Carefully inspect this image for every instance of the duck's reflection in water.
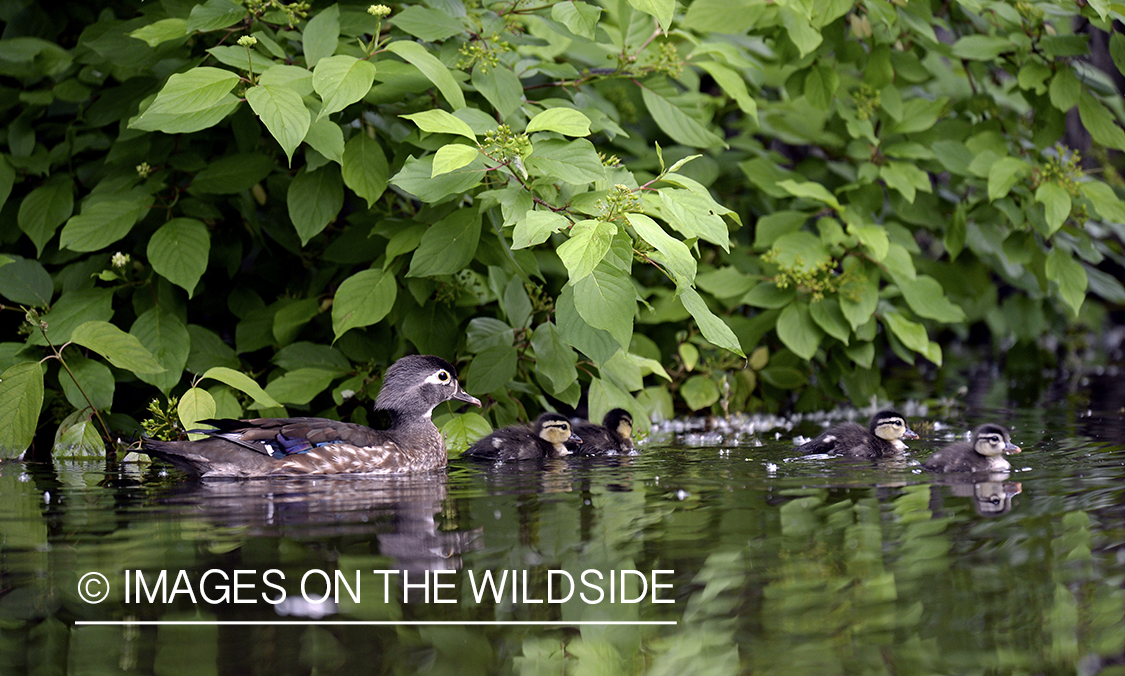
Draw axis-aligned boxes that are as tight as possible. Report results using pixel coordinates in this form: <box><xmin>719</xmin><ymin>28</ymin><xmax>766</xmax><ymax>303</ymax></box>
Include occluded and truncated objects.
<box><xmin>928</xmin><ymin>471</ymin><xmax>1023</xmax><ymax>516</ymax></box>
<box><xmin>153</xmin><ymin>471</ymin><xmax>480</xmax><ymax>572</ymax></box>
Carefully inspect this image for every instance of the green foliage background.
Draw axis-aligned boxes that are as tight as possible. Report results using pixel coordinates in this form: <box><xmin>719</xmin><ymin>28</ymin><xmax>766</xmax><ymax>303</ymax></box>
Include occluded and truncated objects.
<box><xmin>1</xmin><ymin>0</ymin><xmax>1124</xmax><ymax>457</ymax></box>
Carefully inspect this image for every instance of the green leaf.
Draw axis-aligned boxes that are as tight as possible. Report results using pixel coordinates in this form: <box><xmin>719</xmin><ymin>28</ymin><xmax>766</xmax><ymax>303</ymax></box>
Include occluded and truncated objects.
<box><xmin>27</xmin><ymin>290</ymin><xmax>113</xmax><ymax>346</ymax></box>
<box><xmin>743</xmin><ymin>282</ymin><xmax>796</xmax><ymax>309</ymax></box>
<box><xmin>266</xmin><ymin>368</ymin><xmax>338</xmax><ymax>405</ymax></box>
<box><xmin>186</xmin><ymin>325</ymin><xmax>240</xmax><ymax>374</ymax></box>
<box><xmin>641</xmin><ymin>86</ymin><xmax>727</xmax><ymax>149</ymax></box>
<box><xmin>303</xmin><ymin>3</ymin><xmax>339</xmax><ymax>68</ymax></box>
<box><xmin>558</xmin><ymin>220</ymin><xmax>616</xmax><ymax>283</ymax></box>
<box><xmin>513</xmin><ymin>210</ymin><xmax>570</xmax><ymax>249</ymax></box>
<box><xmin>0</xmin><ymin>257</ymin><xmax>53</xmax><ymax>307</ymax></box>
<box><xmin>809</xmin><ymin>299</ymin><xmax>850</xmax><ymax>345</ymax></box>
<box><xmin>659</xmin><ymin>188</ymin><xmax>730</xmax><ymax>251</ymax></box>
<box><xmin>190</xmin><ymin>153</ymin><xmax>275</xmax><ymax>194</ymax></box>
<box><xmin>987</xmin><ymin>156</ymin><xmax>1030</xmax><ymax>201</ymax></box>
<box><xmin>1079</xmin><ymin>180</ymin><xmax>1125</xmax><ymax>224</ymax></box>
<box><xmin>472</xmin><ymin>64</ymin><xmax>523</xmax><ymax>120</ymax></box>
<box><xmin>53</xmin><ymin>409</ymin><xmax>103</xmax><ymax>457</ymax></box>
<box><xmin>574</xmin><ymin>264</ymin><xmax>635</xmax><ymax>349</ymax></box>
<box><xmin>777</xmin><ymin>179</ymin><xmax>840</xmax><ymax>209</ymax></box>
<box><xmin>131</xmin><ymin>306</ymin><xmax>190</xmax><ymax>395</ymax></box>
<box><xmin>392</xmin><ymin>5</ymin><xmax>465</xmax><ymax>41</ymax></box>
<box><xmin>304</xmin><ymin>117</ymin><xmax>344</xmax><ymax>163</ymax></box>
<box><xmin>1049</xmin><ymin>67</ymin><xmax>1081</xmax><ymax>111</ymax></box>
<box><xmin>1035</xmin><ymin>182</ymin><xmax>1072</xmax><ymax>234</ymax></box>
<box><xmin>846</xmin><ymin>222</ymin><xmax>890</xmax><ymax>261</ymax></box>
<box><xmin>557</xmin><ymin>284</ymin><xmax>619</xmax><ymax>365</ymax></box>
<box><xmin>525</xmin><ymin>138</ymin><xmax>607</xmax><ymax>184</ymax></box>
<box><xmin>694</xmin><ymin>61</ymin><xmax>757</xmax><ymax>120</ymax></box>
<box><xmin>130</xmin><ymin>67</ymin><xmax>241</xmax><ymax>133</ymax></box>
<box><xmin>1046</xmin><ymin>248</ymin><xmax>1087</xmax><ymax>317</ymax></box>
<box><xmin>390</xmin><ymin>154</ymin><xmax>486</xmax><ymax>202</ymax></box>
<box><xmin>178</xmin><ymin>388</ymin><xmax>216</xmax><ymax>438</ymax></box>
<box><xmin>59</xmin><ymin>198</ymin><xmax>149</xmax><ymax>252</ymax></box>
<box><xmin>18</xmin><ymin>178</ymin><xmax>72</xmax><ymax>255</ymax></box>
<box><xmin>839</xmin><ymin>260</ymin><xmax>878</xmax><ymax>330</ymax></box>
<box><xmin>1078</xmin><ymin>91</ymin><xmax>1125</xmax><ymax>151</ymax></box>
<box><xmin>443</xmin><ymin>412</ymin><xmax>494</xmax><ymax>456</ymax></box>
<box><xmin>0</xmin><ymin>362</ymin><xmax>44</xmax><ymax>458</ymax></box>
<box><xmin>272</xmin><ymin>299</ymin><xmax>318</xmax><ymax>344</ymax></box>
<box><xmin>385</xmin><ymin>40</ymin><xmax>466</xmax><ymax>109</ymax></box>
<box><xmin>187</xmin><ymin>0</ymin><xmax>245</xmax><ymax>33</ymax></box>
<box><xmin>951</xmin><ymin>34</ymin><xmax>1015</xmax><ymax>60</ymax></box>
<box><xmin>129</xmin><ymin>18</ymin><xmax>189</xmax><ymax>47</ymax></box>
<box><xmin>246</xmin><ymin>84</ymin><xmax>310</xmax><ymax>165</ymax></box>
<box><xmin>407</xmin><ymin>207</ymin><xmax>481</xmax><ymax>277</ymax></box>
<box><xmin>332</xmin><ymin>268</ymin><xmax>397</xmax><ymax>339</ymax></box>
<box><xmin>777</xmin><ymin>302</ymin><xmax>822</xmax><ymax>360</ymax></box>
<box><xmin>148</xmin><ymin>217</ymin><xmax>210</xmax><ymax>297</ymax></box>
<box><xmin>883</xmin><ymin>312</ymin><xmax>930</xmax><ymax>355</ymax></box>
<box><xmin>402</xmin><ymin>110</ymin><xmax>476</xmax><ymax>140</ymax></box>
<box><xmin>259</xmin><ymin>64</ymin><xmax>314</xmax><ymax>95</ymax></box>
<box><xmin>526</xmin><ymin>108</ymin><xmax>592</xmax><ymax>137</ymax></box>
<box><xmin>759</xmin><ymin>366</ymin><xmax>807</xmax><ymax>389</ymax></box>
<box><xmin>625</xmin><ymin>213</ymin><xmax>696</xmax><ymax>288</ymax></box>
<box><xmin>779</xmin><ymin>6</ymin><xmax>821</xmax><ymax>56</ymax></box>
<box><xmin>200</xmin><ymin>366</ymin><xmax>282</xmax><ymax>409</ymax></box>
<box><xmin>679</xmin><ymin>287</ymin><xmax>745</xmax><ymax>356</ymax></box>
<box><xmin>342</xmin><ymin>132</ymin><xmax>388</xmax><ymax>208</ymax></box>
<box><xmin>0</xmin><ymin>155</ymin><xmax>13</xmax><ymax>212</ymax></box>
<box><xmin>467</xmin><ymin>344</ymin><xmax>518</xmax><ymax>394</ymax></box>
<box><xmin>680</xmin><ymin>375</ymin><xmax>720</xmax><ymax>411</ymax></box>
<box><xmin>531</xmin><ymin>322</ymin><xmax>578</xmax><ymax>395</ymax></box>
<box><xmin>879</xmin><ymin>161</ymin><xmax>931</xmax><ymax>203</ymax></box>
<box><xmin>432</xmin><ymin>144</ymin><xmax>480</xmax><ymax>177</ymax></box>
<box><xmin>627</xmin><ymin>0</ymin><xmax>673</xmax><ymax>30</ymax></box>
<box><xmin>59</xmin><ymin>355</ymin><xmax>115</xmax><ymax>412</ymax></box>
<box><xmin>897</xmin><ymin>275</ymin><xmax>967</xmax><ymax>323</ymax></box>
<box><xmin>69</xmin><ymin>321</ymin><xmax>165</xmax><ymax>374</ymax></box>
<box><xmin>768</xmin><ymin>231</ymin><xmax>831</xmax><ymax>272</ymax></box>
<box><xmin>551</xmin><ymin>1</ymin><xmax>602</xmax><ymax>40</ymax></box>
<box><xmin>313</xmin><ymin>55</ymin><xmax>377</xmax><ymax>120</ymax></box>
<box><xmin>288</xmin><ymin>165</ymin><xmax>343</xmax><ymax>245</ymax></box>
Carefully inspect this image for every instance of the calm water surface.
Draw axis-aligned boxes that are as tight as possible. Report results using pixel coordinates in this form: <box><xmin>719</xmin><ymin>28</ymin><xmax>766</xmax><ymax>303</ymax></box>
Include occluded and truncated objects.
<box><xmin>1</xmin><ymin>406</ymin><xmax>1124</xmax><ymax>675</ymax></box>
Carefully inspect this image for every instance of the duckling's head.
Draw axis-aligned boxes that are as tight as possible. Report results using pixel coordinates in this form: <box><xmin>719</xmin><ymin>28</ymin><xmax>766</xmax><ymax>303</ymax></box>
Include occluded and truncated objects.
<box><xmin>536</xmin><ymin>413</ymin><xmax>580</xmax><ymax>456</ymax></box>
<box><xmin>603</xmin><ymin>408</ymin><xmax>634</xmax><ymax>442</ymax></box>
<box><xmin>972</xmin><ymin>424</ymin><xmax>1020</xmax><ymax>457</ymax></box>
<box><xmin>375</xmin><ymin>355</ymin><xmax>481</xmax><ymax>419</ymax></box>
<box><xmin>869</xmin><ymin>410</ymin><xmax>918</xmax><ymax>443</ymax></box>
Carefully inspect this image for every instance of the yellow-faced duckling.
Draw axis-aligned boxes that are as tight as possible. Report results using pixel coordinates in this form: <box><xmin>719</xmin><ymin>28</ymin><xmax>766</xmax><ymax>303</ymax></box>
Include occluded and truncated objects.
<box><xmin>797</xmin><ymin>409</ymin><xmax>919</xmax><ymax>458</ymax></box>
<box><xmin>462</xmin><ymin>413</ymin><xmax>581</xmax><ymax>461</ymax></box>
<box><xmin>141</xmin><ymin>355</ymin><xmax>481</xmax><ymax>478</ymax></box>
<box><xmin>567</xmin><ymin>408</ymin><xmax>635</xmax><ymax>455</ymax></box>
<box><xmin>922</xmin><ymin>424</ymin><xmax>1021</xmax><ymax>473</ymax></box>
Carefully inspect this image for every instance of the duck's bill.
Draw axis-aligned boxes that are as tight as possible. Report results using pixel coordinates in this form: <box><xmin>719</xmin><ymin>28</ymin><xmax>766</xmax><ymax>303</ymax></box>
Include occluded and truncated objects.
<box><xmin>453</xmin><ymin>388</ymin><xmax>482</xmax><ymax>407</ymax></box>
<box><xmin>1004</xmin><ymin>443</ymin><xmax>1022</xmax><ymax>454</ymax></box>
<box><xmin>903</xmin><ymin>429</ymin><xmax>920</xmax><ymax>440</ymax></box>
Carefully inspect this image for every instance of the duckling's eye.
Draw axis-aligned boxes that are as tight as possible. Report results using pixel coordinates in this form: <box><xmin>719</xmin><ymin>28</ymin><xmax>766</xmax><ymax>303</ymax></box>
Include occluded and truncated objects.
<box><xmin>437</xmin><ymin>370</ymin><xmax>450</xmax><ymax>383</ymax></box>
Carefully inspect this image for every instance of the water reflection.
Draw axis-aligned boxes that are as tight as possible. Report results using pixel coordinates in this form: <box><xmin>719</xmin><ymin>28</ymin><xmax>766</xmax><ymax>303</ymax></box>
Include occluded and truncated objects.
<box><xmin>928</xmin><ymin>472</ymin><xmax>1023</xmax><ymax>516</ymax></box>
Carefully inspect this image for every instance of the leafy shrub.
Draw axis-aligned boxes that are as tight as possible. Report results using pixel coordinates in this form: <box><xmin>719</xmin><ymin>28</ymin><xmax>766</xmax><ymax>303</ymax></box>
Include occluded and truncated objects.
<box><xmin>1</xmin><ymin>0</ymin><xmax>1123</xmax><ymax>457</ymax></box>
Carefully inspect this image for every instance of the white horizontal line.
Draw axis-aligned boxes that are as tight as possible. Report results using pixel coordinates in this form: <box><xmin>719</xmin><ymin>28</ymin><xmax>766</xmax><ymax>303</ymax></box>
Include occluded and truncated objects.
<box><xmin>75</xmin><ymin>620</ymin><xmax>677</xmax><ymax>626</ymax></box>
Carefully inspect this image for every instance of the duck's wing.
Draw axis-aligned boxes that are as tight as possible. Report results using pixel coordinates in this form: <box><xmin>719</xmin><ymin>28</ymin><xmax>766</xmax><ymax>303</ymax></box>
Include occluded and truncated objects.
<box><xmin>199</xmin><ymin>417</ymin><xmax>390</xmax><ymax>456</ymax></box>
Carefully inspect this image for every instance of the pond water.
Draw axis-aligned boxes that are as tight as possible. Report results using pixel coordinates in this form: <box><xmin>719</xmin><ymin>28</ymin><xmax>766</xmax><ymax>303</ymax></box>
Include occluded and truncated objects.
<box><xmin>1</xmin><ymin>402</ymin><xmax>1124</xmax><ymax>675</ymax></box>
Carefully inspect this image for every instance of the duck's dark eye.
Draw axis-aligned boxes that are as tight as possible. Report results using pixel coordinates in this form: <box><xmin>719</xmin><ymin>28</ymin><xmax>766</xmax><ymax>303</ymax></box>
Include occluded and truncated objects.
<box><xmin>437</xmin><ymin>370</ymin><xmax>450</xmax><ymax>382</ymax></box>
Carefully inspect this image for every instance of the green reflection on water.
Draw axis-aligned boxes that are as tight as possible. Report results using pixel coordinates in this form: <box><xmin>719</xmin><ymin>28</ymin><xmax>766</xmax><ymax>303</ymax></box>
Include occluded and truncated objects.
<box><xmin>1</xmin><ymin>415</ymin><xmax>1124</xmax><ymax>675</ymax></box>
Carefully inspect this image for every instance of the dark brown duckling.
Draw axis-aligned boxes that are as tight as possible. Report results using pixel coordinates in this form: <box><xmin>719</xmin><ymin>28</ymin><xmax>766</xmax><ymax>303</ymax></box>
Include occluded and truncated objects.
<box><xmin>567</xmin><ymin>408</ymin><xmax>635</xmax><ymax>455</ymax></box>
<box><xmin>797</xmin><ymin>409</ymin><xmax>919</xmax><ymax>458</ymax></box>
<box><xmin>922</xmin><ymin>424</ymin><xmax>1021</xmax><ymax>473</ymax></box>
<box><xmin>141</xmin><ymin>355</ymin><xmax>480</xmax><ymax>478</ymax></box>
<box><xmin>462</xmin><ymin>413</ymin><xmax>581</xmax><ymax>461</ymax></box>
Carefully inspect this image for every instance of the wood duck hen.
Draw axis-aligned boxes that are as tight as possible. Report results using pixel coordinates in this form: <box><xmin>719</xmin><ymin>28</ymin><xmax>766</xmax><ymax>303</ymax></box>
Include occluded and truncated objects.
<box><xmin>567</xmin><ymin>408</ymin><xmax>635</xmax><ymax>455</ymax></box>
<box><xmin>922</xmin><ymin>423</ymin><xmax>1021</xmax><ymax>473</ymax></box>
<box><xmin>797</xmin><ymin>409</ymin><xmax>918</xmax><ymax>459</ymax></box>
<box><xmin>462</xmin><ymin>413</ymin><xmax>582</xmax><ymax>461</ymax></box>
<box><xmin>141</xmin><ymin>355</ymin><xmax>481</xmax><ymax>478</ymax></box>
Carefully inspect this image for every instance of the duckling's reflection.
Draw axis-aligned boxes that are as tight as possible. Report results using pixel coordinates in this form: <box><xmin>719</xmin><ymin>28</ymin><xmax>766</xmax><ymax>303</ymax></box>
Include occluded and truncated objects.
<box><xmin>928</xmin><ymin>472</ymin><xmax>1023</xmax><ymax>516</ymax></box>
<box><xmin>151</xmin><ymin>471</ymin><xmax>480</xmax><ymax>571</ymax></box>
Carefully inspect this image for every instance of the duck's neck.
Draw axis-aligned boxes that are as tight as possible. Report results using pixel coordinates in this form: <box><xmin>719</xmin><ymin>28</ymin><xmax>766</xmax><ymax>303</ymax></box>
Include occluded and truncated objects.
<box><xmin>386</xmin><ymin>410</ymin><xmax>442</xmax><ymax>444</ymax></box>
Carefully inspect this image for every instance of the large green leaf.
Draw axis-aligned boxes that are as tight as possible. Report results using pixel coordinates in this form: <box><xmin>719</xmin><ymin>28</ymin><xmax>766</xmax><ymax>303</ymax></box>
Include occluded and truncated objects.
<box><xmin>680</xmin><ymin>374</ymin><xmax>720</xmax><ymax>411</ymax></box>
<box><xmin>442</xmin><ymin>412</ymin><xmax>493</xmax><ymax>456</ymax></box>
<box><xmin>525</xmin><ymin>138</ymin><xmax>607</xmax><ymax>184</ymax></box>
<box><xmin>641</xmin><ymin>87</ymin><xmax>727</xmax><ymax>149</ymax></box>
<box><xmin>776</xmin><ymin>302</ymin><xmax>822</xmax><ymax>360</ymax></box>
<box><xmin>0</xmin><ymin>362</ymin><xmax>44</xmax><ymax>457</ymax></box>
<box><xmin>200</xmin><ymin>366</ymin><xmax>282</xmax><ymax>408</ymax></box>
<box><xmin>245</xmin><ymin>83</ymin><xmax>310</xmax><ymax>165</ymax></box>
<box><xmin>625</xmin><ymin>213</ymin><xmax>696</xmax><ymax>288</ymax></box>
<box><xmin>148</xmin><ymin>218</ymin><xmax>210</xmax><ymax>297</ymax></box>
<box><xmin>407</xmin><ymin>208</ymin><xmax>481</xmax><ymax>277</ymax></box>
<box><xmin>531</xmin><ymin>322</ymin><xmax>578</xmax><ymax>395</ymax></box>
<box><xmin>472</xmin><ymin>64</ymin><xmax>523</xmax><ymax>121</ymax></box>
<box><xmin>131</xmin><ymin>306</ymin><xmax>190</xmax><ymax>395</ymax></box>
<box><xmin>304</xmin><ymin>117</ymin><xmax>344</xmax><ymax>163</ymax></box>
<box><xmin>178</xmin><ymin>387</ymin><xmax>217</xmax><ymax>438</ymax></box>
<box><xmin>551</xmin><ymin>1</ymin><xmax>602</xmax><ymax>40</ymax></box>
<box><xmin>896</xmin><ymin>275</ymin><xmax>967</xmax><ymax>323</ymax></box>
<box><xmin>18</xmin><ymin>178</ymin><xmax>73</xmax><ymax>256</ymax></box>
<box><xmin>627</xmin><ymin>0</ymin><xmax>673</xmax><ymax>30</ymax></box>
<box><xmin>332</xmin><ymin>268</ymin><xmax>397</xmax><ymax>339</ymax></box>
<box><xmin>190</xmin><ymin>153</ymin><xmax>275</xmax><ymax>194</ymax></box>
<box><xmin>288</xmin><ymin>165</ymin><xmax>343</xmax><ymax>245</ymax></box>
<box><xmin>59</xmin><ymin>197</ymin><xmax>149</xmax><ymax>252</ymax></box>
<box><xmin>59</xmin><ymin>355</ymin><xmax>115</xmax><ymax>411</ymax></box>
<box><xmin>659</xmin><ymin>189</ymin><xmax>731</xmax><ymax>251</ymax></box>
<box><xmin>266</xmin><ymin>368</ymin><xmax>338</xmax><ymax>405</ymax></box>
<box><xmin>679</xmin><ymin>288</ymin><xmax>745</xmax><ymax>357</ymax></box>
<box><xmin>392</xmin><ymin>5</ymin><xmax>466</xmax><ymax>41</ymax></box>
<box><xmin>0</xmin><ymin>257</ymin><xmax>53</xmax><ymax>307</ymax></box>
<box><xmin>1046</xmin><ymin>248</ymin><xmax>1087</xmax><ymax>318</ymax></box>
<box><xmin>26</xmin><ymin>289</ymin><xmax>114</xmax><ymax>346</ymax></box>
<box><xmin>557</xmin><ymin>284</ymin><xmax>619</xmax><ymax>365</ymax></box>
<box><xmin>390</xmin><ymin>154</ymin><xmax>486</xmax><ymax>202</ymax></box>
<box><xmin>432</xmin><ymin>143</ymin><xmax>480</xmax><ymax>177</ymax></box>
<box><xmin>526</xmin><ymin>108</ymin><xmax>591</xmax><ymax>137</ymax></box>
<box><xmin>573</xmin><ymin>264</ymin><xmax>635</xmax><ymax>349</ymax></box>
<box><xmin>558</xmin><ymin>220</ymin><xmax>615</xmax><ymax>283</ymax></box>
<box><xmin>302</xmin><ymin>3</ymin><xmax>339</xmax><ymax>68</ymax></box>
<box><xmin>385</xmin><ymin>40</ymin><xmax>466</xmax><ymax>109</ymax></box>
<box><xmin>69</xmin><ymin>321</ymin><xmax>165</xmax><ymax>374</ymax></box>
<box><xmin>187</xmin><ymin>0</ymin><xmax>244</xmax><ymax>33</ymax></box>
<box><xmin>130</xmin><ymin>67</ymin><xmax>241</xmax><ymax>133</ymax></box>
<box><xmin>129</xmin><ymin>18</ymin><xmax>189</xmax><ymax>47</ymax></box>
<box><xmin>341</xmin><ymin>132</ymin><xmax>389</xmax><ymax>208</ymax></box>
<box><xmin>513</xmin><ymin>210</ymin><xmax>570</xmax><ymax>249</ymax></box>
<box><xmin>313</xmin><ymin>55</ymin><xmax>377</xmax><ymax>120</ymax></box>
<box><xmin>401</xmin><ymin>110</ymin><xmax>476</xmax><ymax>139</ymax></box>
<box><xmin>467</xmin><ymin>344</ymin><xmax>518</xmax><ymax>394</ymax></box>
<box><xmin>1078</xmin><ymin>91</ymin><xmax>1125</xmax><ymax>151</ymax></box>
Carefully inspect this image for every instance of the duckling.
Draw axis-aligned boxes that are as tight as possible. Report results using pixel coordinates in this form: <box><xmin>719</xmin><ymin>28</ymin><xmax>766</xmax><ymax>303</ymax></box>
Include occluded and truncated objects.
<box><xmin>567</xmin><ymin>408</ymin><xmax>635</xmax><ymax>455</ymax></box>
<box><xmin>462</xmin><ymin>413</ymin><xmax>582</xmax><ymax>461</ymax></box>
<box><xmin>922</xmin><ymin>424</ymin><xmax>1021</xmax><ymax>473</ymax></box>
<box><xmin>141</xmin><ymin>355</ymin><xmax>481</xmax><ymax>478</ymax></box>
<box><xmin>797</xmin><ymin>409</ymin><xmax>918</xmax><ymax>458</ymax></box>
